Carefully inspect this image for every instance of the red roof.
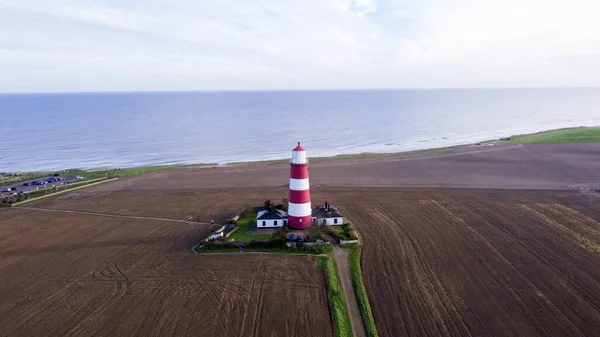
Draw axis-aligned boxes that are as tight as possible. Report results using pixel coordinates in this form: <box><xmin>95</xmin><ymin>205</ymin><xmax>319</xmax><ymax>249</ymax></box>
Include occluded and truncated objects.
<box><xmin>293</xmin><ymin>141</ymin><xmax>305</xmax><ymax>151</ymax></box>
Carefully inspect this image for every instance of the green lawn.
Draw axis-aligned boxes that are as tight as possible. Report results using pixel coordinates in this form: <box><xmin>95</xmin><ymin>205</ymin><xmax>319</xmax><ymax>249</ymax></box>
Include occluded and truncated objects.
<box><xmin>316</xmin><ymin>256</ymin><xmax>353</xmax><ymax>337</ymax></box>
<box><xmin>64</xmin><ymin>165</ymin><xmax>190</xmax><ymax>181</ymax></box>
<box><xmin>505</xmin><ymin>127</ymin><xmax>600</xmax><ymax>144</ymax></box>
<box><xmin>331</xmin><ymin>225</ymin><xmax>346</xmax><ymax>233</ymax></box>
<box><xmin>227</xmin><ymin>213</ymin><xmax>272</xmax><ymax>242</ymax></box>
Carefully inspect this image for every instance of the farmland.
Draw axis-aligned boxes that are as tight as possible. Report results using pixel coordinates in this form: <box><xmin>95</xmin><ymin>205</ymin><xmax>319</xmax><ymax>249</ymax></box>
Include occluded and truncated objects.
<box><xmin>338</xmin><ymin>188</ymin><xmax>600</xmax><ymax>337</ymax></box>
<box><xmin>1</xmin><ymin>141</ymin><xmax>600</xmax><ymax>336</ymax></box>
<box><xmin>0</xmin><ymin>208</ymin><xmax>333</xmax><ymax>336</ymax></box>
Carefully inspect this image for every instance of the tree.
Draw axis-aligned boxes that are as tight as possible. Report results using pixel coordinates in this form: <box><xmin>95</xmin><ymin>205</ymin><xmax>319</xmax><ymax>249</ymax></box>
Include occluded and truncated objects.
<box><xmin>308</xmin><ymin>226</ymin><xmax>325</xmax><ymax>241</ymax></box>
<box><xmin>281</xmin><ymin>198</ymin><xmax>289</xmax><ymax>211</ymax></box>
<box><xmin>271</xmin><ymin>226</ymin><xmax>289</xmax><ymax>241</ymax></box>
<box><xmin>264</xmin><ymin>199</ymin><xmax>273</xmax><ymax>213</ymax></box>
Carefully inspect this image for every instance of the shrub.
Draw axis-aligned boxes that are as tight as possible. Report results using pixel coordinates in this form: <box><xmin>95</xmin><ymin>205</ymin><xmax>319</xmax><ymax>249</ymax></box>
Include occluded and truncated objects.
<box><xmin>308</xmin><ymin>226</ymin><xmax>325</xmax><ymax>241</ymax></box>
<box><xmin>203</xmin><ymin>241</ymin><xmax>243</xmax><ymax>249</ymax></box>
<box><xmin>319</xmin><ymin>224</ymin><xmax>344</xmax><ymax>241</ymax></box>
<box><xmin>346</xmin><ymin>229</ymin><xmax>359</xmax><ymax>240</ymax></box>
<box><xmin>247</xmin><ymin>238</ymin><xmax>287</xmax><ymax>249</ymax></box>
<box><xmin>271</xmin><ymin>226</ymin><xmax>290</xmax><ymax>241</ymax></box>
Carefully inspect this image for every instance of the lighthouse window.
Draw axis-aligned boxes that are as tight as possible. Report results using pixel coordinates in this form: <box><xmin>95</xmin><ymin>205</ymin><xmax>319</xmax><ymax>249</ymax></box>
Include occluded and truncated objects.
<box><xmin>334</xmin><ymin>218</ymin><xmax>338</xmax><ymax>224</ymax></box>
<box><xmin>273</xmin><ymin>221</ymin><xmax>277</xmax><ymax>226</ymax></box>
<box><xmin>262</xmin><ymin>221</ymin><xmax>266</xmax><ymax>227</ymax></box>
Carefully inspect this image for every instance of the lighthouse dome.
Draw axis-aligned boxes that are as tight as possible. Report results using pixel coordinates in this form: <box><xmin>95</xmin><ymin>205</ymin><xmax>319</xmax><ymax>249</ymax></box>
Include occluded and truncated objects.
<box><xmin>293</xmin><ymin>141</ymin><xmax>305</xmax><ymax>152</ymax></box>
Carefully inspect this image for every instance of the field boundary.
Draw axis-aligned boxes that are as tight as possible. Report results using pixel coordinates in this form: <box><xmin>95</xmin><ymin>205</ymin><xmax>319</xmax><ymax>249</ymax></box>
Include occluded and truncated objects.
<box><xmin>317</xmin><ymin>255</ymin><xmax>353</xmax><ymax>337</ymax></box>
<box><xmin>13</xmin><ymin>206</ymin><xmax>214</xmax><ymax>225</ymax></box>
<box><xmin>11</xmin><ymin>178</ymin><xmax>119</xmax><ymax>206</ymax></box>
<box><xmin>347</xmin><ymin>245</ymin><xmax>378</xmax><ymax>337</ymax></box>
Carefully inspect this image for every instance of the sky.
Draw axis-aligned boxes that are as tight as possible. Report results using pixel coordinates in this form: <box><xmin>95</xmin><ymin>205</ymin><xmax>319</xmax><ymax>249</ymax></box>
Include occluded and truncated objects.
<box><xmin>1</xmin><ymin>0</ymin><xmax>599</xmax><ymax>92</ymax></box>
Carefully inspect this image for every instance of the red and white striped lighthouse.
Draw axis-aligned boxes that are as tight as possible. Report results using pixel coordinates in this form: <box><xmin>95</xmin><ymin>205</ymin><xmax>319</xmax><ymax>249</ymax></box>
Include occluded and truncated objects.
<box><xmin>288</xmin><ymin>142</ymin><xmax>312</xmax><ymax>229</ymax></box>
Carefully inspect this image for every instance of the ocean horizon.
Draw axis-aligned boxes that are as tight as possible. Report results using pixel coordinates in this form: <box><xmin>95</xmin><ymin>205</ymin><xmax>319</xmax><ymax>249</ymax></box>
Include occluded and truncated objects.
<box><xmin>2</xmin><ymin>88</ymin><xmax>599</xmax><ymax>172</ymax></box>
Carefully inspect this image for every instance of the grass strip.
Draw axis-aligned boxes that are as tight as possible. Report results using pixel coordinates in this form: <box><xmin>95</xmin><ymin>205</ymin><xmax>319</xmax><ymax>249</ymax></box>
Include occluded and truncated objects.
<box><xmin>505</xmin><ymin>127</ymin><xmax>600</xmax><ymax>144</ymax></box>
<box><xmin>348</xmin><ymin>246</ymin><xmax>379</xmax><ymax>337</ymax></box>
<box><xmin>64</xmin><ymin>165</ymin><xmax>188</xmax><ymax>181</ymax></box>
<box><xmin>316</xmin><ymin>256</ymin><xmax>353</xmax><ymax>337</ymax></box>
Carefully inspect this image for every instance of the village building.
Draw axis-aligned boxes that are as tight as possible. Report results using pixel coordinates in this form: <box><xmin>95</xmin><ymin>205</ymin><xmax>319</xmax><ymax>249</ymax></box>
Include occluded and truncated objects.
<box><xmin>255</xmin><ymin>201</ymin><xmax>344</xmax><ymax>228</ymax></box>
<box><xmin>312</xmin><ymin>201</ymin><xmax>344</xmax><ymax>226</ymax></box>
<box><xmin>256</xmin><ymin>208</ymin><xmax>288</xmax><ymax>228</ymax></box>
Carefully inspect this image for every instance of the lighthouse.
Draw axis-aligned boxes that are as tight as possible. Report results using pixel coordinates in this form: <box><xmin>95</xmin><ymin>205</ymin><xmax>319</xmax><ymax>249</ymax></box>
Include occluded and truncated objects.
<box><xmin>288</xmin><ymin>142</ymin><xmax>312</xmax><ymax>229</ymax></box>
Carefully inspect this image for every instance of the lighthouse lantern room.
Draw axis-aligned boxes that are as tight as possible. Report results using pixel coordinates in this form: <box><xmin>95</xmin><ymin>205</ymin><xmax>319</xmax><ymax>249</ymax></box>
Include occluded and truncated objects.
<box><xmin>288</xmin><ymin>142</ymin><xmax>312</xmax><ymax>229</ymax></box>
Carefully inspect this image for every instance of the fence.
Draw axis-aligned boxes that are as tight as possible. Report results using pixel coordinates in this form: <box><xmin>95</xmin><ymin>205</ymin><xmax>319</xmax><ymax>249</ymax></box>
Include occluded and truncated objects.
<box><xmin>224</xmin><ymin>226</ymin><xmax>239</xmax><ymax>238</ymax></box>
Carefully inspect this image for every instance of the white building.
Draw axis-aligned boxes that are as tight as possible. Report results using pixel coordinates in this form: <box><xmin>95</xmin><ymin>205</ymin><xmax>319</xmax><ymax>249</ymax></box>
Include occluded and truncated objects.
<box><xmin>256</xmin><ymin>209</ymin><xmax>288</xmax><ymax>228</ymax></box>
<box><xmin>312</xmin><ymin>202</ymin><xmax>344</xmax><ymax>226</ymax></box>
<box><xmin>208</xmin><ymin>232</ymin><xmax>224</xmax><ymax>241</ymax></box>
<box><xmin>254</xmin><ymin>202</ymin><xmax>344</xmax><ymax>228</ymax></box>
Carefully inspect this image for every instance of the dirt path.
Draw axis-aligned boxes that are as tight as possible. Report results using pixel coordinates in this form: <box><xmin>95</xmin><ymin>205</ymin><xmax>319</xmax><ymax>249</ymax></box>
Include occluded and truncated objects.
<box><xmin>12</xmin><ymin>206</ymin><xmax>215</xmax><ymax>226</ymax></box>
<box><xmin>332</xmin><ymin>246</ymin><xmax>367</xmax><ymax>337</ymax></box>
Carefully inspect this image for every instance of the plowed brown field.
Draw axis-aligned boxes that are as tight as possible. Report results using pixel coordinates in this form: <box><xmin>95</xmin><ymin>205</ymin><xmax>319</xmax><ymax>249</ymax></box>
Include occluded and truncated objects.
<box><xmin>0</xmin><ymin>208</ymin><xmax>333</xmax><ymax>337</ymax></box>
<box><xmin>2</xmin><ymin>142</ymin><xmax>600</xmax><ymax>336</ymax></box>
<box><xmin>337</xmin><ymin>188</ymin><xmax>600</xmax><ymax>337</ymax></box>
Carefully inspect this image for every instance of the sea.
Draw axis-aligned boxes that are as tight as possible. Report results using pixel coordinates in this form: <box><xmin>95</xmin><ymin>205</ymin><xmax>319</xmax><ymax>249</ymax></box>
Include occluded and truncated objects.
<box><xmin>1</xmin><ymin>88</ymin><xmax>599</xmax><ymax>172</ymax></box>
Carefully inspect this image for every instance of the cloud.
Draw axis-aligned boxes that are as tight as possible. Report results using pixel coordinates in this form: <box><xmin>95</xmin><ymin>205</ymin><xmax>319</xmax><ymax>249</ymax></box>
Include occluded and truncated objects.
<box><xmin>351</xmin><ymin>0</ymin><xmax>378</xmax><ymax>15</ymax></box>
<box><xmin>0</xmin><ymin>0</ymin><xmax>599</xmax><ymax>92</ymax></box>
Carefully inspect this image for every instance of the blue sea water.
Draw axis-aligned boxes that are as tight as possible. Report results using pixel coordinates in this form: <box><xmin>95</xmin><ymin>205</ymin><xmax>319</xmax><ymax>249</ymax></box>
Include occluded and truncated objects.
<box><xmin>1</xmin><ymin>88</ymin><xmax>599</xmax><ymax>172</ymax></box>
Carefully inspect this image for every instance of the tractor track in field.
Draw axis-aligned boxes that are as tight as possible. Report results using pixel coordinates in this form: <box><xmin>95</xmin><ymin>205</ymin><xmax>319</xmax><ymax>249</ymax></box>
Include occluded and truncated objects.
<box><xmin>11</xmin><ymin>206</ymin><xmax>215</xmax><ymax>226</ymax></box>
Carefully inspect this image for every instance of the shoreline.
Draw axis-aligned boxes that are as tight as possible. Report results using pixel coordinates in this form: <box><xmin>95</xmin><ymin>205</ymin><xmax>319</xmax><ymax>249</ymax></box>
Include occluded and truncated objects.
<box><xmin>193</xmin><ymin>125</ymin><xmax>600</xmax><ymax>167</ymax></box>
<box><xmin>2</xmin><ymin>126</ymin><xmax>598</xmax><ymax>175</ymax></box>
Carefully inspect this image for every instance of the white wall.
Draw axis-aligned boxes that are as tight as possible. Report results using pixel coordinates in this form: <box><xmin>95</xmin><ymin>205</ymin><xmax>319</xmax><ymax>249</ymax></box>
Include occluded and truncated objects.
<box><xmin>257</xmin><ymin>219</ymin><xmax>286</xmax><ymax>228</ymax></box>
<box><xmin>291</xmin><ymin>150</ymin><xmax>307</xmax><ymax>164</ymax></box>
<box><xmin>314</xmin><ymin>217</ymin><xmax>344</xmax><ymax>226</ymax></box>
<box><xmin>288</xmin><ymin>201</ymin><xmax>312</xmax><ymax>216</ymax></box>
<box><xmin>208</xmin><ymin>232</ymin><xmax>224</xmax><ymax>241</ymax></box>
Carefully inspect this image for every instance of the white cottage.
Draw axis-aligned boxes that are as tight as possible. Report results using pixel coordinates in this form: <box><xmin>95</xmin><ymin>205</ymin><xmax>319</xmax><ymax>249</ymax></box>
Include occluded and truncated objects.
<box><xmin>312</xmin><ymin>202</ymin><xmax>344</xmax><ymax>226</ymax></box>
<box><xmin>256</xmin><ymin>209</ymin><xmax>288</xmax><ymax>228</ymax></box>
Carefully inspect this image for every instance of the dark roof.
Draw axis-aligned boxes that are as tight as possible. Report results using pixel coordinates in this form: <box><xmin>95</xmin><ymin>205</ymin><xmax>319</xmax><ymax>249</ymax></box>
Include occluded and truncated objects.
<box><xmin>257</xmin><ymin>209</ymin><xmax>287</xmax><ymax>220</ymax></box>
<box><xmin>312</xmin><ymin>207</ymin><xmax>343</xmax><ymax>218</ymax></box>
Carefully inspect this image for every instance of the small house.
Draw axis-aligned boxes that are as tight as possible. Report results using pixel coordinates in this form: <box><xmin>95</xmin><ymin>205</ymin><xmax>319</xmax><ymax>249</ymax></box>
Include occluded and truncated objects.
<box><xmin>312</xmin><ymin>202</ymin><xmax>344</xmax><ymax>226</ymax></box>
<box><xmin>256</xmin><ymin>209</ymin><xmax>287</xmax><ymax>228</ymax></box>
